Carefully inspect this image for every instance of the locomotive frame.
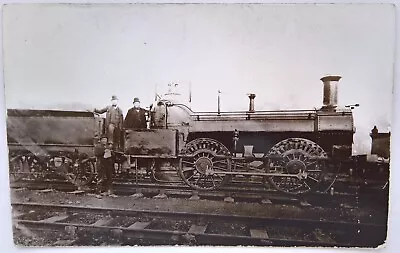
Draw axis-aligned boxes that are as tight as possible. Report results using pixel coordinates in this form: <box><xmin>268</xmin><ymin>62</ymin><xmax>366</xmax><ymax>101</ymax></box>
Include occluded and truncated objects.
<box><xmin>111</xmin><ymin>113</ymin><xmax>337</xmax><ymax>195</ymax></box>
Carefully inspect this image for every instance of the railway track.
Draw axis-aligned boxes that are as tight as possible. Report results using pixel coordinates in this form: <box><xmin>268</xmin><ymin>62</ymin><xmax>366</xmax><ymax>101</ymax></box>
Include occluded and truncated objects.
<box><xmin>12</xmin><ymin>202</ymin><xmax>386</xmax><ymax>247</ymax></box>
<box><xmin>10</xmin><ymin>177</ymin><xmax>388</xmax><ymax>209</ymax></box>
<box><xmin>10</xmin><ymin>169</ymin><xmax>389</xmax><ymax>193</ymax></box>
<box><xmin>11</xmin><ymin>170</ymin><xmax>388</xmax><ymax>193</ymax></box>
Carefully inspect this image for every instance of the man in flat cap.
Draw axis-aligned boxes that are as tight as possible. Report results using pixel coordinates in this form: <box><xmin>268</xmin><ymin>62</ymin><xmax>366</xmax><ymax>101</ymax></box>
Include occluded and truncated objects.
<box><xmin>94</xmin><ymin>135</ymin><xmax>116</xmax><ymax>197</ymax></box>
<box><xmin>94</xmin><ymin>95</ymin><xmax>123</xmax><ymax>150</ymax></box>
<box><xmin>124</xmin><ymin>97</ymin><xmax>148</xmax><ymax>129</ymax></box>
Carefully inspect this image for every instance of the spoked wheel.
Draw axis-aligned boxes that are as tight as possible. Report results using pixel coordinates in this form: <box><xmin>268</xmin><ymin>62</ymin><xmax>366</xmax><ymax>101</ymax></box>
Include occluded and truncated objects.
<box><xmin>179</xmin><ymin>138</ymin><xmax>231</xmax><ymax>190</ymax></box>
<box><xmin>62</xmin><ymin>158</ymin><xmax>95</xmax><ymax>187</ymax></box>
<box><xmin>265</xmin><ymin>138</ymin><xmax>327</xmax><ymax>195</ymax></box>
<box><xmin>27</xmin><ymin>156</ymin><xmax>49</xmax><ymax>180</ymax></box>
<box><xmin>9</xmin><ymin>155</ymin><xmax>27</xmax><ymax>182</ymax></box>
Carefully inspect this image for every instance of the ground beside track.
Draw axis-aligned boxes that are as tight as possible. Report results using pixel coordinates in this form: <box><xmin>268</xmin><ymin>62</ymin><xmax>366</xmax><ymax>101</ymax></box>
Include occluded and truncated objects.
<box><xmin>10</xmin><ymin>186</ymin><xmax>388</xmax><ymax>247</ymax></box>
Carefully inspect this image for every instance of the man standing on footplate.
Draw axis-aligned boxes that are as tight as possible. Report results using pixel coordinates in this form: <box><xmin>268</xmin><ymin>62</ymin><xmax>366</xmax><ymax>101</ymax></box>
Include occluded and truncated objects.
<box><xmin>124</xmin><ymin>97</ymin><xmax>148</xmax><ymax>129</ymax></box>
<box><xmin>94</xmin><ymin>95</ymin><xmax>124</xmax><ymax>151</ymax></box>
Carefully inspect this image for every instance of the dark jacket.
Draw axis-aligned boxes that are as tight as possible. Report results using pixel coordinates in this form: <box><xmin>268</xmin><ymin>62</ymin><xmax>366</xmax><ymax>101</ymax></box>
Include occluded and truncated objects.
<box><xmin>94</xmin><ymin>143</ymin><xmax>106</xmax><ymax>158</ymax></box>
<box><xmin>94</xmin><ymin>106</ymin><xmax>123</xmax><ymax>129</ymax></box>
<box><xmin>94</xmin><ymin>143</ymin><xmax>112</xmax><ymax>159</ymax></box>
<box><xmin>124</xmin><ymin>107</ymin><xmax>147</xmax><ymax>129</ymax></box>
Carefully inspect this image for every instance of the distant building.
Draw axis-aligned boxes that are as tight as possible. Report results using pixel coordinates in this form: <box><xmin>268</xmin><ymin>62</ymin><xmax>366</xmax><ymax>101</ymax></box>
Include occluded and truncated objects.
<box><xmin>370</xmin><ymin>126</ymin><xmax>391</xmax><ymax>159</ymax></box>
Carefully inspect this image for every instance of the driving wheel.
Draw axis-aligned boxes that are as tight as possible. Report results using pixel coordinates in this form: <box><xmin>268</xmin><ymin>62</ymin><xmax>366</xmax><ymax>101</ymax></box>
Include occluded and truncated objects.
<box><xmin>265</xmin><ymin>138</ymin><xmax>327</xmax><ymax>194</ymax></box>
<box><xmin>179</xmin><ymin>138</ymin><xmax>231</xmax><ymax>190</ymax></box>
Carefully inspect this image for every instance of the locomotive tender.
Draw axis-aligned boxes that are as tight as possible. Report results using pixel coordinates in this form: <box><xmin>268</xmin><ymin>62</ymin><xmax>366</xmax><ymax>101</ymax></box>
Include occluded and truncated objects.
<box><xmin>7</xmin><ymin>110</ymin><xmax>101</xmax><ymax>184</ymax></box>
<box><xmin>7</xmin><ymin>75</ymin><xmax>355</xmax><ymax>194</ymax></box>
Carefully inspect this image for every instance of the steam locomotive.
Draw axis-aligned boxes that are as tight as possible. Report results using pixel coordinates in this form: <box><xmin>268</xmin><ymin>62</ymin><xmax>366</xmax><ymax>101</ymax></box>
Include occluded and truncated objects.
<box><xmin>7</xmin><ymin>75</ymin><xmax>358</xmax><ymax>195</ymax></box>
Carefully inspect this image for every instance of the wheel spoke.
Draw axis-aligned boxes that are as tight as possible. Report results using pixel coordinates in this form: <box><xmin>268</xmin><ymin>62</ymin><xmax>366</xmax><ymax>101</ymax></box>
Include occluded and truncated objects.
<box><xmin>211</xmin><ymin>176</ymin><xmax>216</xmax><ymax>187</ymax></box>
<box><xmin>186</xmin><ymin>170</ymin><xmax>198</xmax><ymax>181</ymax></box>
<box><xmin>195</xmin><ymin>175</ymin><xmax>203</xmax><ymax>185</ymax></box>
<box><xmin>216</xmin><ymin>174</ymin><xmax>224</xmax><ymax>181</ymax></box>
<box><xmin>182</xmin><ymin>167</ymin><xmax>195</xmax><ymax>172</ymax></box>
<box><xmin>308</xmin><ymin>176</ymin><xmax>319</xmax><ymax>182</ymax></box>
<box><xmin>265</xmin><ymin>138</ymin><xmax>327</xmax><ymax>194</ymax></box>
<box><xmin>179</xmin><ymin>138</ymin><xmax>231</xmax><ymax>190</ymax></box>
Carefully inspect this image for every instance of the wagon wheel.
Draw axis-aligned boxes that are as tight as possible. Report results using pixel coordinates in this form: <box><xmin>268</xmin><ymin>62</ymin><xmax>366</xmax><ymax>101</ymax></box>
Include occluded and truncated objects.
<box><xmin>264</xmin><ymin>138</ymin><xmax>327</xmax><ymax>195</ymax></box>
<box><xmin>64</xmin><ymin>159</ymin><xmax>95</xmax><ymax>187</ymax></box>
<box><xmin>27</xmin><ymin>156</ymin><xmax>49</xmax><ymax>180</ymax></box>
<box><xmin>9</xmin><ymin>155</ymin><xmax>27</xmax><ymax>182</ymax></box>
<box><xmin>179</xmin><ymin>138</ymin><xmax>231</xmax><ymax>190</ymax></box>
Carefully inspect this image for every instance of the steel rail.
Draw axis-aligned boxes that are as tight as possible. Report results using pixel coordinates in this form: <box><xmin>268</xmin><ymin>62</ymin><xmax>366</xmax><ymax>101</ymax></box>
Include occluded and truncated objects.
<box><xmin>10</xmin><ymin>179</ymin><xmax>363</xmax><ymax>198</ymax></box>
<box><xmin>12</xmin><ymin>202</ymin><xmax>385</xmax><ymax>247</ymax></box>
<box><xmin>11</xmin><ymin>219</ymin><xmax>342</xmax><ymax>246</ymax></box>
<box><xmin>12</xmin><ymin>202</ymin><xmax>384</xmax><ymax>232</ymax></box>
<box><xmin>10</xmin><ymin>178</ymin><xmax>386</xmax><ymax>204</ymax></box>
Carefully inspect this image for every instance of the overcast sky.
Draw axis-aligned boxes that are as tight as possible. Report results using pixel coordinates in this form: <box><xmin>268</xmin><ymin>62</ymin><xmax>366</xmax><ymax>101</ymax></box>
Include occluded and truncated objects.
<box><xmin>2</xmin><ymin>4</ymin><xmax>395</xmax><ymax>154</ymax></box>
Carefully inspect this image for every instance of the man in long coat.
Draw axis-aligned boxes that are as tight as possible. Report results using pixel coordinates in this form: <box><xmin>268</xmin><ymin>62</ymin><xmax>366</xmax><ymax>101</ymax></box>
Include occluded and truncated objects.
<box><xmin>124</xmin><ymin>97</ymin><xmax>147</xmax><ymax>129</ymax></box>
<box><xmin>94</xmin><ymin>95</ymin><xmax>124</xmax><ymax>150</ymax></box>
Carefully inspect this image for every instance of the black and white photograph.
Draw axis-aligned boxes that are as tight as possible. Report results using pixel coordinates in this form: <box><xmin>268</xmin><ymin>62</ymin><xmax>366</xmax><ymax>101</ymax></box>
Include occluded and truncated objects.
<box><xmin>2</xmin><ymin>2</ymin><xmax>395</xmax><ymax>248</ymax></box>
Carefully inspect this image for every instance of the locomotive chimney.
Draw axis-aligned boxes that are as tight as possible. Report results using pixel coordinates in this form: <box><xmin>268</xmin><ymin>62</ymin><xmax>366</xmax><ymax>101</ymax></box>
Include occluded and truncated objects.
<box><xmin>248</xmin><ymin>93</ymin><xmax>256</xmax><ymax>112</ymax></box>
<box><xmin>320</xmin><ymin>75</ymin><xmax>341</xmax><ymax>110</ymax></box>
